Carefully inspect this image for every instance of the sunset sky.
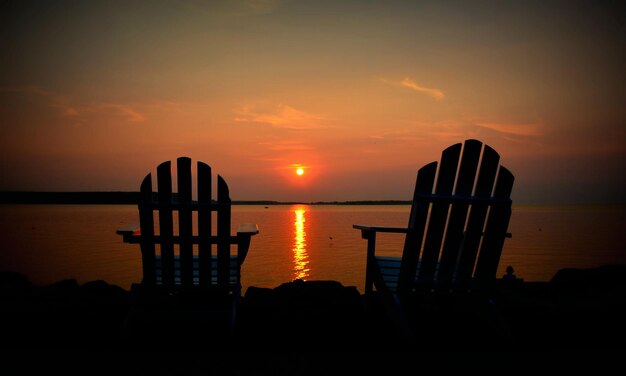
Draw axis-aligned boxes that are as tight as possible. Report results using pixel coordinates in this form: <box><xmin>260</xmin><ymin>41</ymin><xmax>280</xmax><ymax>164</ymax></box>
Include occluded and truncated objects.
<box><xmin>1</xmin><ymin>1</ymin><xmax>624</xmax><ymax>203</ymax></box>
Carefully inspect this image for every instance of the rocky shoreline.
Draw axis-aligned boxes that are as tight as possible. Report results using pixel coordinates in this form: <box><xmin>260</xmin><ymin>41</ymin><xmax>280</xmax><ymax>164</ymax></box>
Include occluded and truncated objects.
<box><xmin>2</xmin><ymin>266</ymin><xmax>625</xmax><ymax>371</ymax></box>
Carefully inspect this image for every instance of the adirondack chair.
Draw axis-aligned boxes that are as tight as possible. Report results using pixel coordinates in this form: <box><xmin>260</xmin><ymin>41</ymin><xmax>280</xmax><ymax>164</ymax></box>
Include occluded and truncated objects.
<box><xmin>353</xmin><ymin>139</ymin><xmax>514</xmax><ymax>343</ymax></box>
<box><xmin>117</xmin><ymin>157</ymin><xmax>258</xmax><ymax>345</ymax></box>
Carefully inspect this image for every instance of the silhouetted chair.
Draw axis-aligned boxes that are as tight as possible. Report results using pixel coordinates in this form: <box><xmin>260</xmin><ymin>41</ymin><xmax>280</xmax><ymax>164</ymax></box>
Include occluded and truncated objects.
<box><xmin>353</xmin><ymin>139</ymin><xmax>514</xmax><ymax>344</ymax></box>
<box><xmin>117</xmin><ymin>157</ymin><xmax>258</xmax><ymax>346</ymax></box>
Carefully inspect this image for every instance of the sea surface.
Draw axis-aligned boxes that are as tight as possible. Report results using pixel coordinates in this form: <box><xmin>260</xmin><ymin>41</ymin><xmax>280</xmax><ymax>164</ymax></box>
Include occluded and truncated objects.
<box><xmin>1</xmin><ymin>204</ymin><xmax>624</xmax><ymax>293</ymax></box>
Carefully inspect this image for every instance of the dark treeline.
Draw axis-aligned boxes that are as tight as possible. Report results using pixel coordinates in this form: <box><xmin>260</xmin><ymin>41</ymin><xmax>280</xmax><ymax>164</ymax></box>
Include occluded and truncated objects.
<box><xmin>0</xmin><ymin>192</ymin><xmax>411</xmax><ymax>205</ymax></box>
<box><xmin>313</xmin><ymin>200</ymin><xmax>411</xmax><ymax>205</ymax></box>
<box><xmin>0</xmin><ymin>191</ymin><xmax>141</xmax><ymax>204</ymax></box>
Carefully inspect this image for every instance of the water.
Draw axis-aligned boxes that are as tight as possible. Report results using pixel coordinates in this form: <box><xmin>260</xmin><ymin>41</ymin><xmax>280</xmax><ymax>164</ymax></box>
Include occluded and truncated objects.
<box><xmin>1</xmin><ymin>204</ymin><xmax>624</xmax><ymax>293</ymax></box>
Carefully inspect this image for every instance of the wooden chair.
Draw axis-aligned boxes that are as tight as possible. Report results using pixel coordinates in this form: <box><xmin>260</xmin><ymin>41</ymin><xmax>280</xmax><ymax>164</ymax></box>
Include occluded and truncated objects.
<box><xmin>117</xmin><ymin>157</ymin><xmax>258</xmax><ymax>346</ymax></box>
<box><xmin>353</xmin><ymin>139</ymin><xmax>514</xmax><ymax>343</ymax></box>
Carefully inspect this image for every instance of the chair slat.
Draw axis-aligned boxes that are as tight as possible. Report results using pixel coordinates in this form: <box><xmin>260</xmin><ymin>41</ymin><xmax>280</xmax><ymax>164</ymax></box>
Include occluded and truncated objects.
<box><xmin>197</xmin><ymin>162</ymin><xmax>213</xmax><ymax>287</ymax></box>
<box><xmin>154</xmin><ymin>255</ymin><xmax>239</xmax><ymax>287</ymax></box>
<box><xmin>139</xmin><ymin>174</ymin><xmax>156</xmax><ymax>285</ymax></box>
<box><xmin>397</xmin><ymin>162</ymin><xmax>437</xmax><ymax>293</ymax></box>
<box><xmin>474</xmin><ymin>166</ymin><xmax>514</xmax><ymax>282</ymax></box>
<box><xmin>157</xmin><ymin>161</ymin><xmax>175</xmax><ymax>288</ymax></box>
<box><xmin>177</xmin><ymin>157</ymin><xmax>193</xmax><ymax>287</ymax></box>
<box><xmin>217</xmin><ymin>175</ymin><xmax>231</xmax><ymax>288</ymax></box>
<box><xmin>122</xmin><ymin>234</ymin><xmax>252</xmax><ymax>245</ymax></box>
<box><xmin>437</xmin><ymin>139</ymin><xmax>481</xmax><ymax>283</ymax></box>
<box><xmin>375</xmin><ymin>257</ymin><xmax>402</xmax><ymax>268</ymax></box>
<box><xmin>456</xmin><ymin>144</ymin><xmax>500</xmax><ymax>282</ymax></box>
<box><xmin>418</xmin><ymin>142</ymin><xmax>461</xmax><ymax>283</ymax></box>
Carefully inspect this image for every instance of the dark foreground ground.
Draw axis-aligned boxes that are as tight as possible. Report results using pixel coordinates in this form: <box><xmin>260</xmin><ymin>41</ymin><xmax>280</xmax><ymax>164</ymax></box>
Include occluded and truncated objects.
<box><xmin>1</xmin><ymin>265</ymin><xmax>626</xmax><ymax>373</ymax></box>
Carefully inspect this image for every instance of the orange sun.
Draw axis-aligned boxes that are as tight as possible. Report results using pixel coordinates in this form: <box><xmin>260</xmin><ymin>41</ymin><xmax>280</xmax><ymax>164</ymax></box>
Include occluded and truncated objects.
<box><xmin>296</xmin><ymin>167</ymin><xmax>304</xmax><ymax>176</ymax></box>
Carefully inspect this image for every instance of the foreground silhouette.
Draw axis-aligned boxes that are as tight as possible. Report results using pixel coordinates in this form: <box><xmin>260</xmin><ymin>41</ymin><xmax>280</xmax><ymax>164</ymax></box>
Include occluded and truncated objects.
<box><xmin>1</xmin><ymin>267</ymin><xmax>626</xmax><ymax>373</ymax></box>
<box><xmin>116</xmin><ymin>157</ymin><xmax>258</xmax><ymax>345</ymax></box>
<box><xmin>2</xmin><ymin>267</ymin><xmax>626</xmax><ymax>349</ymax></box>
<box><xmin>354</xmin><ymin>139</ymin><xmax>514</xmax><ymax>344</ymax></box>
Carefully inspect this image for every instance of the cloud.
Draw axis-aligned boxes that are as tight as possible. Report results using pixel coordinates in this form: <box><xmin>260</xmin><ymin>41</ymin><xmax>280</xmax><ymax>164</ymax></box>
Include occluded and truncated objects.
<box><xmin>56</xmin><ymin>101</ymin><xmax>145</xmax><ymax>124</ymax></box>
<box><xmin>235</xmin><ymin>102</ymin><xmax>327</xmax><ymax>129</ymax></box>
<box><xmin>1</xmin><ymin>86</ymin><xmax>71</xmax><ymax>111</ymax></box>
<box><xmin>365</xmin><ymin>119</ymin><xmax>542</xmax><ymax>147</ymax></box>
<box><xmin>367</xmin><ymin>129</ymin><xmax>426</xmax><ymax>143</ymax></box>
<box><xmin>380</xmin><ymin>77</ymin><xmax>445</xmax><ymax>100</ymax></box>
<box><xmin>257</xmin><ymin>140</ymin><xmax>315</xmax><ymax>151</ymax></box>
<box><xmin>0</xmin><ymin>86</ymin><xmax>146</xmax><ymax>125</ymax></box>
<box><xmin>87</xmin><ymin>103</ymin><xmax>146</xmax><ymax>123</ymax></box>
<box><xmin>474</xmin><ymin>121</ymin><xmax>542</xmax><ymax>137</ymax></box>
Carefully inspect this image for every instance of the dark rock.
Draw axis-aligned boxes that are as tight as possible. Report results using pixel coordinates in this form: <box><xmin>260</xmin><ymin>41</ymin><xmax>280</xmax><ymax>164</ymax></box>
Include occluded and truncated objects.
<box><xmin>3</xmin><ymin>265</ymin><xmax>626</xmax><ymax>353</ymax></box>
<box><xmin>79</xmin><ymin>280</ymin><xmax>131</xmax><ymax>348</ymax></box>
<box><xmin>550</xmin><ymin>264</ymin><xmax>626</xmax><ymax>296</ymax></box>
<box><xmin>239</xmin><ymin>279</ymin><xmax>364</xmax><ymax>349</ymax></box>
<box><xmin>35</xmin><ymin>278</ymin><xmax>81</xmax><ymax>300</ymax></box>
<box><xmin>0</xmin><ymin>271</ymin><xmax>32</xmax><ymax>289</ymax></box>
<box><xmin>81</xmin><ymin>279</ymin><xmax>130</xmax><ymax>306</ymax></box>
<box><xmin>545</xmin><ymin>265</ymin><xmax>626</xmax><ymax>348</ymax></box>
<box><xmin>0</xmin><ymin>271</ymin><xmax>33</xmax><ymax>298</ymax></box>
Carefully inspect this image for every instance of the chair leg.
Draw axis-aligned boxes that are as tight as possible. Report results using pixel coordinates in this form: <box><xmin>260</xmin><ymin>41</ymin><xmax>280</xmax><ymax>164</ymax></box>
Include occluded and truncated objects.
<box><xmin>228</xmin><ymin>291</ymin><xmax>240</xmax><ymax>344</ymax></box>
<box><xmin>364</xmin><ymin>232</ymin><xmax>376</xmax><ymax>296</ymax></box>
<box><xmin>120</xmin><ymin>284</ymin><xmax>142</xmax><ymax>346</ymax></box>
<box><xmin>385</xmin><ymin>294</ymin><xmax>415</xmax><ymax>346</ymax></box>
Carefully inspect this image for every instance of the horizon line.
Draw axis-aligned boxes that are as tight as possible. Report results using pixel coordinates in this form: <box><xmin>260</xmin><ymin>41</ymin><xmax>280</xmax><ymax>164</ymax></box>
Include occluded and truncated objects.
<box><xmin>0</xmin><ymin>191</ymin><xmax>623</xmax><ymax>206</ymax></box>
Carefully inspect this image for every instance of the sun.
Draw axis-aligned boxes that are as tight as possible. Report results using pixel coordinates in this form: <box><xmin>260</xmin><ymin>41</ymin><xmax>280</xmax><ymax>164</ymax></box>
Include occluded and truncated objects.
<box><xmin>296</xmin><ymin>167</ymin><xmax>304</xmax><ymax>176</ymax></box>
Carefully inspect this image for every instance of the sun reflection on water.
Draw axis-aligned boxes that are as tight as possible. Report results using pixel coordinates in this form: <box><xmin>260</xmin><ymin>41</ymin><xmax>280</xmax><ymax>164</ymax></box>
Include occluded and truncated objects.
<box><xmin>292</xmin><ymin>207</ymin><xmax>309</xmax><ymax>280</ymax></box>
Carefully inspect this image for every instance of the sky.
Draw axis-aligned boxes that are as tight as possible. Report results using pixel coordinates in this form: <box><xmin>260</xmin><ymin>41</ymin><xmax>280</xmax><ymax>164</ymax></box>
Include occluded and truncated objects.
<box><xmin>1</xmin><ymin>0</ymin><xmax>624</xmax><ymax>203</ymax></box>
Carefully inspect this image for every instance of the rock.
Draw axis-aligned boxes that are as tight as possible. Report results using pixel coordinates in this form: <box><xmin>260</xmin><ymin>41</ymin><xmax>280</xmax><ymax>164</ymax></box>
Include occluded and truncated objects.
<box><xmin>0</xmin><ymin>271</ymin><xmax>33</xmax><ymax>297</ymax></box>
<box><xmin>239</xmin><ymin>279</ymin><xmax>364</xmax><ymax>349</ymax></box>
<box><xmin>81</xmin><ymin>279</ymin><xmax>130</xmax><ymax>306</ymax></box>
<box><xmin>550</xmin><ymin>264</ymin><xmax>626</xmax><ymax>295</ymax></box>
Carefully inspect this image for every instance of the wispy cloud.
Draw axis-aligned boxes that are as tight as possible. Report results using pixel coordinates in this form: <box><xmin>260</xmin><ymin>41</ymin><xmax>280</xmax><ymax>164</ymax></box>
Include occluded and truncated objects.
<box><xmin>474</xmin><ymin>121</ymin><xmax>542</xmax><ymax>137</ymax></box>
<box><xmin>1</xmin><ymin>86</ymin><xmax>146</xmax><ymax>125</ymax></box>
<box><xmin>367</xmin><ymin>128</ymin><xmax>426</xmax><ymax>143</ymax></box>
<box><xmin>86</xmin><ymin>103</ymin><xmax>146</xmax><ymax>123</ymax></box>
<box><xmin>366</xmin><ymin>119</ymin><xmax>542</xmax><ymax>146</ymax></box>
<box><xmin>257</xmin><ymin>140</ymin><xmax>315</xmax><ymax>151</ymax></box>
<box><xmin>413</xmin><ymin>118</ymin><xmax>543</xmax><ymax>148</ymax></box>
<box><xmin>235</xmin><ymin>102</ymin><xmax>328</xmax><ymax>130</ymax></box>
<box><xmin>380</xmin><ymin>77</ymin><xmax>445</xmax><ymax>100</ymax></box>
<box><xmin>56</xmin><ymin>100</ymin><xmax>145</xmax><ymax>124</ymax></box>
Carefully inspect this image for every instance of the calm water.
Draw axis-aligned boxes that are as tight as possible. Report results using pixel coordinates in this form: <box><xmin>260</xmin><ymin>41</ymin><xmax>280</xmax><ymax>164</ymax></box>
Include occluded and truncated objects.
<box><xmin>1</xmin><ymin>204</ymin><xmax>624</xmax><ymax>293</ymax></box>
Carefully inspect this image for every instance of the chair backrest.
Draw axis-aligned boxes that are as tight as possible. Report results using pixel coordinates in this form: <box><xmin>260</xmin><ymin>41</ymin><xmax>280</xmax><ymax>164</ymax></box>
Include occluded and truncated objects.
<box><xmin>137</xmin><ymin>157</ymin><xmax>235</xmax><ymax>289</ymax></box>
<box><xmin>397</xmin><ymin>139</ymin><xmax>514</xmax><ymax>293</ymax></box>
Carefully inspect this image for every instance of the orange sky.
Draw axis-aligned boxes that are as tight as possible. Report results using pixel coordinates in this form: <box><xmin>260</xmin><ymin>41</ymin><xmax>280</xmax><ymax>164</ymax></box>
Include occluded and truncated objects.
<box><xmin>1</xmin><ymin>1</ymin><xmax>624</xmax><ymax>203</ymax></box>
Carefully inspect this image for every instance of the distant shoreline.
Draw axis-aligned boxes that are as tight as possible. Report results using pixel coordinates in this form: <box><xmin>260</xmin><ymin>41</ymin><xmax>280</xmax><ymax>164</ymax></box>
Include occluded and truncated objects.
<box><xmin>0</xmin><ymin>191</ymin><xmax>411</xmax><ymax>205</ymax></box>
<box><xmin>1</xmin><ymin>191</ymin><xmax>623</xmax><ymax>206</ymax></box>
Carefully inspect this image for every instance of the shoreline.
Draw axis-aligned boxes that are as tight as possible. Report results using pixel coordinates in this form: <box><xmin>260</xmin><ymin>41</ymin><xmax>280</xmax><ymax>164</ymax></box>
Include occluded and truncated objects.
<box><xmin>0</xmin><ymin>191</ymin><xmax>413</xmax><ymax>205</ymax></box>
<box><xmin>2</xmin><ymin>266</ymin><xmax>626</xmax><ymax>372</ymax></box>
<box><xmin>3</xmin><ymin>191</ymin><xmax>625</xmax><ymax>206</ymax></box>
<box><xmin>2</xmin><ymin>264</ymin><xmax>626</xmax><ymax>353</ymax></box>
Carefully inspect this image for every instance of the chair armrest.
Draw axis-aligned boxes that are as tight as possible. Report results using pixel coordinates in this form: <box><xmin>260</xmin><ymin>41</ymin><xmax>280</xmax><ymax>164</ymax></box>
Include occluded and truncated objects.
<box><xmin>353</xmin><ymin>224</ymin><xmax>407</xmax><ymax>253</ymax></box>
<box><xmin>236</xmin><ymin>223</ymin><xmax>259</xmax><ymax>265</ymax></box>
<box><xmin>353</xmin><ymin>224</ymin><xmax>408</xmax><ymax>238</ymax></box>
<box><xmin>237</xmin><ymin>223</ymin><xmax>259</xmax><ymax>235</ymax></box>
<box><xmin>116</xmin><ymin>225</ymin><xmax>141</xmax><ymax>244</ymax></box>
<box><xmin>353</xmin><ymin>225</ymin><xmax>407</xmax><ymax>296</ymax></box>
